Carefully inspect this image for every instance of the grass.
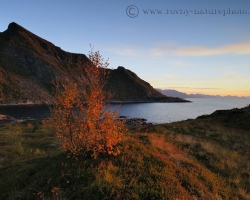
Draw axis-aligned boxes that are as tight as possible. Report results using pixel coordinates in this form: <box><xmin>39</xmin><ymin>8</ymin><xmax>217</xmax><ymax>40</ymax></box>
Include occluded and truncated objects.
<box><xmin>0</xmin><ymin>106</ymin><xmax>250</xmax><ymax>199</ymax></box>
<box><xmin>0</xmin><ymin>119</ymin><xmax>57</xmax><ymax>167</ymax></box>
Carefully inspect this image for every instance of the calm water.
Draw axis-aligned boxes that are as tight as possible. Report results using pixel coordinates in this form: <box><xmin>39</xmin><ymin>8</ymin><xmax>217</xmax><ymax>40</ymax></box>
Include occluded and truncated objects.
<box><xmin>0</xmin><ymin>105</ymin><xmax>50</xmax><ymax>120</ymax></box>
<box><xmin>111</xmin><ymin>98</ymin><xmax>250</xmax><ymax>123</ymax></box>
<box><xmin>0</xmin><ymin>98</ymin><xmax>249</xmax><ymax>124</ymax></box>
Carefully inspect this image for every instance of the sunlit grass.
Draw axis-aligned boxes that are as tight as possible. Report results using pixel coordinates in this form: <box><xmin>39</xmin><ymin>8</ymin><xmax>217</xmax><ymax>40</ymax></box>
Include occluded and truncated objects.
<box><xmin>0</xmin><ymin>109</ymin><xmax>249</xmax><ymax>199</ymax></box>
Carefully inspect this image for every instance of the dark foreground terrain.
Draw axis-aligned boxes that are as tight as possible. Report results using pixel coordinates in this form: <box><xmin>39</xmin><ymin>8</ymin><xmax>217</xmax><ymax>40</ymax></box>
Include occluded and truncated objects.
<box><xmin>0</xmin><ymin>105</ymin><xmax>249</xmax><ymax>199</ymax></box>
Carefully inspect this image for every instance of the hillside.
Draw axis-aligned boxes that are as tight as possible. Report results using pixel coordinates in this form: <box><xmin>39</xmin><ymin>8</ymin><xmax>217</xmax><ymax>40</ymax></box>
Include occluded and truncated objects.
<box><xmin>0</xmin><ymin>22</ymin><xmax>187</xmax><ymax>104</ymax></box>
<box><xmin>0</xmin><ymin>105</ymin><xmax>249</xmax><ymax>199</ymax></box>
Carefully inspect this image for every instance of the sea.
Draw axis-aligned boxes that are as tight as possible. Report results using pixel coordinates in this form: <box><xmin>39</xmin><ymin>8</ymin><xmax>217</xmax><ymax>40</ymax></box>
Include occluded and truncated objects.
<box><xmin>0</xmin><ymin>98</ymin><xmax>249</xmax><ymax>124</ymax></box>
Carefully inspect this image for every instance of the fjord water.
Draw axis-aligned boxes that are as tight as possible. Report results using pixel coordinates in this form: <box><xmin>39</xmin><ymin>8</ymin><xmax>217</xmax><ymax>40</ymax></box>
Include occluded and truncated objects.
<box><xmin>0</xmin><ymin>98</ymin><xmax>249</xmax><ymax>124</ymax></box>
<box><xmin>111</xmin><ymin>98</ymin><xmax>250</xmax><ymax>123</ymax></box>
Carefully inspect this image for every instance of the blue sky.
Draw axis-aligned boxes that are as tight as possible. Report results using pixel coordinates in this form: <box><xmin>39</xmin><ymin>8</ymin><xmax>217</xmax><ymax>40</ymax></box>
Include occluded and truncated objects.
<box><xmin>1</xmin><ymin>0</ymin><xmax>250</xmax><ymax>96</ymax></box>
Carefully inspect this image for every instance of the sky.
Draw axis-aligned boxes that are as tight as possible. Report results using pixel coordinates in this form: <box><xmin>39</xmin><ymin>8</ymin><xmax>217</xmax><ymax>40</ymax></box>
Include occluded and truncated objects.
<box><xmin>0</xmin><ymin>0</ymin><xmax>250</xmax><ymax>97</ymax></box>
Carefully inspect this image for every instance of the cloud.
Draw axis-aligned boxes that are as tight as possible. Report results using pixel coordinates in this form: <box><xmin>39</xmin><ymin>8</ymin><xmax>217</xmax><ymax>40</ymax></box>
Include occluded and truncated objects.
<box><xmin>167</xmin><ymin>87</ymin><xmax>221</xmax><ymax>90</ymax></box>
<box><xmin>151</xmin><ymin>41</ymin><xmax>250</xmax><ymax>57</ymax></box>
<box><xmin>150</xmin><ymin>71</ymin><xmax>249</xmax><ymax>89</ymax></box>
<box><xmin>105</xmin><ymin>41</ymin><xmax>250</xmax><ymax>57</ymax></box>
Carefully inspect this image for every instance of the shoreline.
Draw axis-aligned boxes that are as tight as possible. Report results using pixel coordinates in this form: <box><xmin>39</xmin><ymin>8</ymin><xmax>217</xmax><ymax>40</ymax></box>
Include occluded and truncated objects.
<box><xmin>0</xmin><ymin>102</ymin><xmax>50</xmax><ymax>107</ymax></box>
<box><xmin>0</xmin><ymin>99</ymin><xmax>191</xmax><ymax>107</ymax></box>
<box><xmin>108</xmin><ymin>100</ymin><xmax>191</xmax><ymax>104</ymax></box>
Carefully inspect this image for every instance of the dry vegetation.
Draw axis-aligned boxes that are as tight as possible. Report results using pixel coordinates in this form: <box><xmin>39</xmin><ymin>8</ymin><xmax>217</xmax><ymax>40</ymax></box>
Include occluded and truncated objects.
<box><xmin>0</xmin><ymin>106</ymin><xmax>249</xmax><ymax>199</ymax></box>
<box><xmin>52</xmin><ymin>50</ymin><xmax>125</xmax><ymax>158</ymax></box>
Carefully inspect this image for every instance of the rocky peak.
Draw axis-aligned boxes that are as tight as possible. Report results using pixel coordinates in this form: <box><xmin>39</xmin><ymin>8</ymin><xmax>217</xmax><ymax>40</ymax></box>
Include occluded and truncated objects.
<box><xmin>117</xmin><ymin>66</ymin><xmax>126</xmax><ymax>71</ymax></box>
<box><xmin>0</xmin><ymin>22</ymin><xmax>188</xmax><ymax>103</ymax></box>
<box><xmin>7</xmin><ymin>22</ymin><xmax>24</xmax><ymax>33</ymax></box>
<box><xmin>4</xmin><ymin>22</ymin><xmax>34</xmax><ymax>40</ymax></box>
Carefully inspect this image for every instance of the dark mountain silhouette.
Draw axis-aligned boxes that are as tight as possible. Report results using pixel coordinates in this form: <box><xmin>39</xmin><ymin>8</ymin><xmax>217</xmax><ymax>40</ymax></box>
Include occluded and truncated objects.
<box><xmin>157</xmin><ymin>89</ymin><xmax>249</xmax><ymax>99</ymax></box>
<box><xmin>156</xmin><ymin>89</ymin><xmax>190</xmax><ymax>99</ymax></box>
<box><xmin>0</xmin><ymin>22</ymin><xmax>188</xmax><ymax>104</ymax></box>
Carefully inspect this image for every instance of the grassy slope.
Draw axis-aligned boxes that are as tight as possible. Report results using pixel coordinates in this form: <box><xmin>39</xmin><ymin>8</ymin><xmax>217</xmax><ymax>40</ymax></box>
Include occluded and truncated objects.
<box><xmin>0</xmin><ymin>106</ymin><xmax>249</xmax><ymax>199</ymax></box>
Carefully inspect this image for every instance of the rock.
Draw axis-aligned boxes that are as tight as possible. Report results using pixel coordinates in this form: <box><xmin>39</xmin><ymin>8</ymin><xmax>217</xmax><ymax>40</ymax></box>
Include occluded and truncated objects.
<box><xmin>118</xmin><ymin>116</ymin><xmax>128</xmax><ymax>119</ymax></box>
<box><xmin>0</xmin><ymin>114</ymin><xmax>16</xmax><ymax>124</ymax></box>
<box><xmin>118</xmin><ymin>117</ymin><xmax>153</xmax><ymax>126</ymax></box>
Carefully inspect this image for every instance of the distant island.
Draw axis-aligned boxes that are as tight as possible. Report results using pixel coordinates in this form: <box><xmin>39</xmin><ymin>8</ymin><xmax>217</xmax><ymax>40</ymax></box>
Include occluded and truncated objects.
<box><xmin>157</xmin><ymin>89</ymin><xmax>250</xmax><ymax>99</ymax></box>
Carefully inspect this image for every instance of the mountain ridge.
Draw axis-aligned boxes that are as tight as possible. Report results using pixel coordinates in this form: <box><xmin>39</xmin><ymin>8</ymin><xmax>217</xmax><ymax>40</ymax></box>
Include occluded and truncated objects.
<box><xmin>157</xmin><ymin>88</ymin><xmax>249</xmax><ymax>99</ymax></box>
<box><xmin>0</xmin><ymin>22</ymin><xmax>188</xmax><ymax>104</ymax></box>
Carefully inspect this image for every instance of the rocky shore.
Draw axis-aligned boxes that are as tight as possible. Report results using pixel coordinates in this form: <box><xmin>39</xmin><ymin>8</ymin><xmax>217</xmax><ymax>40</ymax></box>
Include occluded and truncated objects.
<box><xmin>0</xmin><ymin>114</ymin><xmax>16</xmax><ymax>124</ymax></box>
<box><xmin>118</xmin><ymin>116</ymin><xmax>153</xmax><ymax>126</ymax></box>
<box><xmin>0</xmin><ymin>97</ymin><xmax>190</xmax><ymax>106</ymax></box>
<box><xmin>0</xmin><ymin>113</ymin><xmax>153</xmax><ymax>126</ymax></box>
<box><xmin>0</xmin><ymin>101</ymin><xmax>50</xmax><ymax>107</ymax></box>
<box><xmin>109</xmin><ymin>97</ymin><xmax>191</xmax><ymax>104</ymax></box>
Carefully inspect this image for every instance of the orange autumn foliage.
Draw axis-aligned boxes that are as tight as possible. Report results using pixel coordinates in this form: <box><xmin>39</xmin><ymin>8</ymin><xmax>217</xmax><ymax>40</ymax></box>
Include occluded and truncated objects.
<box><xmin>52</xmin><ymin>50</ymin><xmax>125</xmax><ymax>158</ymax></box>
